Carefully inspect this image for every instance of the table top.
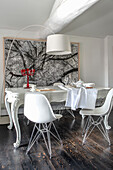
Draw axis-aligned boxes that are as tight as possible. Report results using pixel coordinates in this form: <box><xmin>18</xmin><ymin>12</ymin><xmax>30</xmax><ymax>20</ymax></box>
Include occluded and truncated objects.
<box><xmin>5</xmin><ymin>86</ymin><xmax>110</xmax><ymax>99</ymax></box>
<box><xmin>5</xmin><ymin>86</ymin><xmax>66</xmax><ymax>94</ymax></box>
<box><xmin>5</xmin><ymin>86</ymin><xmax>68</xmax><ymax>103</ymax></box>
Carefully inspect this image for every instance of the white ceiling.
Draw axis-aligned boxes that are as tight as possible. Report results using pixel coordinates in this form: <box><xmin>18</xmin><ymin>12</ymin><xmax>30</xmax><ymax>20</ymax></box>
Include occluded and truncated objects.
<box><xmin>60</xmin><ymin>0</ymin><xmax>113</xmax><ymax>38</ymax></box>
<box><xmin>0</xmin><ymin>0</ymin><xmax>113</xmax><ymax>38</ymax></box>
<box><xmin>0</xmin><ymin>0</ymin><xmax>55</xmax><ymax>30</ymax></box>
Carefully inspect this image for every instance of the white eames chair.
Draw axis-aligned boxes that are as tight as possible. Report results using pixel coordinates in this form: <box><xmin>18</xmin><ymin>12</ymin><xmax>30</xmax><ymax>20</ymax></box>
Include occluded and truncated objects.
<box><xmin>80</xmin><ymin>88</ymin><xmax>113</xmax><ymax>145</ymax></box>
<box><xmin>24</xmin><ymin>92</ymin><xmax>62</xmax><ymax>158</ymax></box>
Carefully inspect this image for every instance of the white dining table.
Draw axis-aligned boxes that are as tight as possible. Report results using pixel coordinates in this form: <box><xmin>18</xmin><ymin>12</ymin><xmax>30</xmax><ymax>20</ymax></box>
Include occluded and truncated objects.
<box><xmin>5</xmin><ymin>86</ymin><xmax>67</xmax><ymax>148</ymax></box>
<box><xmin>5</xmin><ymin>86</ymin><xmax>111</xmax><ymax>148</ymax></box>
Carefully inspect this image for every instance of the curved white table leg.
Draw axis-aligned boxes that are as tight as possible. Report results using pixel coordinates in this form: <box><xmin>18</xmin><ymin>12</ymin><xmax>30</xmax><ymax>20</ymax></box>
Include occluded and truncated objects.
<box><xmin>104</xmin><ymin>114</ymin><xmax>111</xmax><ymax>130</ymax></box>
<box><xmin>82</xmin><ymin>115</ymin><xmax>85</xmax><ymax>119</ymax></box>
<box><xmin>11</xmin><ymin>98</ymin><xmax>21</xmax><ymax>148</ymax></box>
<box><xmin>5</xmin><ymin>94</ymin><xmax>13</xmax><ymax>129</ymax></box>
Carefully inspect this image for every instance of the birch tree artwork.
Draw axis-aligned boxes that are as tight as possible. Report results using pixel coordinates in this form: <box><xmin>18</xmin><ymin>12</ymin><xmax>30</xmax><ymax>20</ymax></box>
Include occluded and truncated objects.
<box><xmin>4</xmin><ymin>38</ymin><xmax>79</xmax><ymax>88</ymax></box>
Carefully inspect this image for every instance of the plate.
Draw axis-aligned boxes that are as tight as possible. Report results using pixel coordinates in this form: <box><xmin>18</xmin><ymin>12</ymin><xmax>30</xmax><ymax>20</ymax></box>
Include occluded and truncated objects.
<box><xmin>83</xmin><ymin>83</ymin><xmax>95</xmax><ymax>88</ymax></box>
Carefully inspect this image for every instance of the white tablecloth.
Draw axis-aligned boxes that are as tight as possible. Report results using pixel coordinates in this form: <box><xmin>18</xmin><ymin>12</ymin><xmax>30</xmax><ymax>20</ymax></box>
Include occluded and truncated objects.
<box><xmin>65</xmin><ymin>87</ymin><xmax>98</xmax><ymax>110</ymax></box>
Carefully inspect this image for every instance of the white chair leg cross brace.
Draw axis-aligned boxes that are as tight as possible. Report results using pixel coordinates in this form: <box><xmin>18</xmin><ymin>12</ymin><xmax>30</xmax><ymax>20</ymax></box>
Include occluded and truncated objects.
<box><xmin>24</xmin><ymin>93</ymin><xmax>62</xmax><ymax>158</ymax></box>
<box><xmin>80</xmin><ymin>88</ymin><xmax>113</xmax><ymax>145</ymax></box>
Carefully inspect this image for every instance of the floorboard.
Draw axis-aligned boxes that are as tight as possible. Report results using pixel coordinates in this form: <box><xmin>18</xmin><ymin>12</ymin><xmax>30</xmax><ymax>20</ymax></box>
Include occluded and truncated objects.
<box><xmin>0</xmin><ymin>109</ymin><xmax>113</xmax><ymax>170</ymax></box>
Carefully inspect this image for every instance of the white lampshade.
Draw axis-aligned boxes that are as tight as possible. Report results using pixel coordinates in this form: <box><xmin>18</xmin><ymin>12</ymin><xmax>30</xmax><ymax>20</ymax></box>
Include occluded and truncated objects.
<box><xmin>46</xmin><ymin>34</ymin><xmax>71</xmax><ymax>55</ymax></box>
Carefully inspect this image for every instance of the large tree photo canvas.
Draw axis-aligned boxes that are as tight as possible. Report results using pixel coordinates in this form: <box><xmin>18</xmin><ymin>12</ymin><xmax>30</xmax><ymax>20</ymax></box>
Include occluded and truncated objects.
<box><xmin>4</xmin><ymin>38</ymin><xmax>80</xmax><ymax>88</ymax></box>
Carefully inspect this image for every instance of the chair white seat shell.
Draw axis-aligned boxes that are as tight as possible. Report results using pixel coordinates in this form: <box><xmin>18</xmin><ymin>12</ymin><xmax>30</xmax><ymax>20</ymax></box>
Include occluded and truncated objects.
<box><xmin>80</xmin><ymin>107</ymin><xmax>108</xmax><ymax>116</ymax></box>
<box><xmin>24</xmin><ymin>92</ymin><xmax>62</xmax><ymax>158</ymax></box>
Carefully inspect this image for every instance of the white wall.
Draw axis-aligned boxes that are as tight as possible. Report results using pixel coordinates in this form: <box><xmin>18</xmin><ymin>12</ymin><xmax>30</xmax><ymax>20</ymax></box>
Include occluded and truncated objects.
<box><xmin>104</xmin><ymin>36</ymin><xmax>113</xmax><ymax>87</ymax></box>
<box><xmin>70</xmin><ymin>35</ymin><xmax>105</xmax><ymax>87</ymax></box>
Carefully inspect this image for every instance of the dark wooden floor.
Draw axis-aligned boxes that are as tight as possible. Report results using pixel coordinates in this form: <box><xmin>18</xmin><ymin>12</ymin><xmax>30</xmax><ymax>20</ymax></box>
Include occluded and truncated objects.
<box><xmin>0</xmin><ymin>109</ymin><xmax>113</xmax><ymax>170</ymax></box>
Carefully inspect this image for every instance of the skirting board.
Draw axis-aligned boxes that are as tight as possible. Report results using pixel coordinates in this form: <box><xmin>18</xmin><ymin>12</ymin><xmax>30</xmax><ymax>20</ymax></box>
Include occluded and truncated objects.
<box><xmin>0</xmin><ymin>116</ymin><xmax>10</xmax><ymax>125</ymax></box>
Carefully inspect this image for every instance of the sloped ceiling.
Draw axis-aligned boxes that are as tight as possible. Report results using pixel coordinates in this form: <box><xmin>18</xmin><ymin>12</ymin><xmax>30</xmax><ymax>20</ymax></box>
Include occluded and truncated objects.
<box><xmin>0</xmin><ymin>0</ymin><xmax>113</xmax><ymax>38</ymax></box>
<box><xmin>60</xmin><ymin>0</ymin><xmax>113</xmax><ymax>38</ymax></box>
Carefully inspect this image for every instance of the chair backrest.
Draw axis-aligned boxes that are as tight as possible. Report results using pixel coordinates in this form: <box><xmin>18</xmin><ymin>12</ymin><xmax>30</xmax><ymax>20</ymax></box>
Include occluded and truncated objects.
<box><xmin>100</xmin><ymin>88</ymin><xmax>113</xmax><ymax>114</ymax></box>
<box><xmin>24</xmin><ymin>92</ymin><xmax>56</xmax><ymax>123</ymax></box>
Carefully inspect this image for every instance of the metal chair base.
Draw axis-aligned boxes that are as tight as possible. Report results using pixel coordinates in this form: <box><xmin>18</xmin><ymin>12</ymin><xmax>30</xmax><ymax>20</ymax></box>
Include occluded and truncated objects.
<box><xmin>82</xmin><ymin>115</ymin><xmax>111</xmax><ymax>145</ymax></box>
<box><xmin>26</xmin><ymin>122</ymin><xmax>62</xmax><ymax>158</ymax></box>
<box><xmin>66</xmin><ymin>109</ymin><xmax>75</xmax><ymax>118</ymax></box>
